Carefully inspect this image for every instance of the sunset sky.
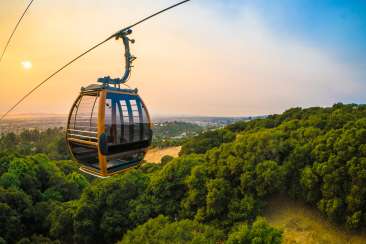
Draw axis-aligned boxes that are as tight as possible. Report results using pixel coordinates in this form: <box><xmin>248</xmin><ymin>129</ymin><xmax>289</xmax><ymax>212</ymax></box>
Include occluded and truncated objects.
<box><xmin>0</xmin><ymin>0</ymin><xmax>365</xmax><ymax>117</ymax></box>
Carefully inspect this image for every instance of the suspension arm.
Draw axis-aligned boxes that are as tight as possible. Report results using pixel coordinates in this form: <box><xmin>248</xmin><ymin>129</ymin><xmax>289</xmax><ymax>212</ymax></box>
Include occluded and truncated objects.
<box><xmin>98</xmin><ymin>29</ymin><xmax>136</xmax><ymax>85</ymax></box>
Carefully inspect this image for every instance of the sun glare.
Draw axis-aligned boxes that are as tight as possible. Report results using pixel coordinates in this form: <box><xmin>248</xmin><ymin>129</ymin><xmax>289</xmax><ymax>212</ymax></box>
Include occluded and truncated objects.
<box><xmin>21</xmin><ymin>60</ymin><xmax>32</xmax><ymax>70</ymax></box>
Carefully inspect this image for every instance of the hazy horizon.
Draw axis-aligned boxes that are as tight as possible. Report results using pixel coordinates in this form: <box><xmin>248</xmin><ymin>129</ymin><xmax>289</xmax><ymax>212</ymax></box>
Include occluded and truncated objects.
<box><xmin>0</xmin><ymin>111</ymin><xmax>260</xmax><ymax>119</ymax></box>
<box><xmin>1</xmin><ymin>0</ymin><xmax>365</xmax><ymax>117</ymax></box>
<box><xmin>0</xmin><ymin>101</ymin><xmax>359</xmax><ymax>119</ymax></box>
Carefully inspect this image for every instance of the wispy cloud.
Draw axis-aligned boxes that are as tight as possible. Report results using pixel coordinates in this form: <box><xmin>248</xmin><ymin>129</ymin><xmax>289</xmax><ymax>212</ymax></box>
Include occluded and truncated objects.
<box><xmin>0</xmin><ymin>0</ymin><xmax>365</xmax><ymax>116</ymax></box>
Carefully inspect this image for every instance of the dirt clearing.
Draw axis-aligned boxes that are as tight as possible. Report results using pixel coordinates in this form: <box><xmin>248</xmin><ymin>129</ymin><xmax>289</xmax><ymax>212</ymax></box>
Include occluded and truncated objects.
<box><xmin>144</xmin><ymin>146</ymin><xmax>181</xmax><ymax>163</ymax></box>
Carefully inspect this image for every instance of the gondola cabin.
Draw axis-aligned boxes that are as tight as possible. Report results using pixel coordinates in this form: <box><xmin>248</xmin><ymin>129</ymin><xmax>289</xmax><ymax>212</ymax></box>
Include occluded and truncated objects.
<box><xmin>66</xmin><ymin>84</ymin><xmax>152</xmax><ymax>177</ymax></box>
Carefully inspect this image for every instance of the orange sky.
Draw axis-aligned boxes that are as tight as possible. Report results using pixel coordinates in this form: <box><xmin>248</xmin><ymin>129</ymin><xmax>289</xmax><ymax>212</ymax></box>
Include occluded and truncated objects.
<box><xmin>0</xmin><ymin>0</ymin><xmax>364</xmax><ymax>117</ymax></box>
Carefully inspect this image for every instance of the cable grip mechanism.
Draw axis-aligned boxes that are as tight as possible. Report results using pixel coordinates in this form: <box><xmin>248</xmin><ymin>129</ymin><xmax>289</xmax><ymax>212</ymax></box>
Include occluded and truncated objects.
<box><xmin>98</xmin><ymin>29</ymin><xmax>136</xmax><ymax>86</ymax></box>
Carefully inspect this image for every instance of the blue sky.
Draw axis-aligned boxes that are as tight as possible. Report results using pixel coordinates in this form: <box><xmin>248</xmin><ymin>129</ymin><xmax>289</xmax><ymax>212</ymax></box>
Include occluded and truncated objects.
<box><xmin>257</xmin><ymin>0</ymin><xmax>365</xmax><ymax>62</ymax></box>
<box><xmin>206</xmin><ymin>0</ymin><xmax>366</xmax><ymax>63</ymax></box>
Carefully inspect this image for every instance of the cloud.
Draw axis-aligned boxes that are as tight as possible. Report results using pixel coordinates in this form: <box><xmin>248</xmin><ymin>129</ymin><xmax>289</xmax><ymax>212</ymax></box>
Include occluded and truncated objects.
<box><xmin>0</xmin><ymin>0</ymin><xmax>364</xmax><ymax>116</ymax></box>
<box><xmin>140</xmin><ymin>1</ymin><xmax>366</xmax><ymax>116</ymax></box>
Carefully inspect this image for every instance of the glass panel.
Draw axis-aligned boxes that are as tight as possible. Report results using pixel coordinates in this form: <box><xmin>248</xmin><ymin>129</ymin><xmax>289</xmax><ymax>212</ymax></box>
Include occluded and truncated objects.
<box><xmin>67</xmin><ymin>92</ymin><xmax>100</xmax><ymax>169</ymax></box>
<box><xmin>140</xmin><ymin>103</ymin><xmax>151</xmax><ymax>140</ymax></box>
<box><xmin>67</xmin><ymin>93</ymin><xmax>99</xmax><ymax>142</ymax></box>
<box><xmin>104</xmin><ymin>92</ymin><xmax>153</xmax><ymax>170</ymax></box>
<box><xmin>141</xmin><ymin>103</ymin><xmax>149</xmax><ymax>124</ymax></box>
<box><xmin>75</xmin><ymin>95</ymin><xmax>98</xmax><ymax>129</ymax></box>
<box><xmin>105</xmin><ymin>98</ymin><xmax>116</xmax><ymax>143</ymax></box>
<box><xmin>106</xmin><ymin>93</ymin><xmax>129</xmax><ymax>145</ymax></box>
<box><xmin>69</xmin><ymin>97</ymin><xmax>80</xmax><ymax>130</ymax></box>
<box><xmin>121</xmin><ymin>100</ymin><xmax>130</xmax><ymax>143</ymax></box>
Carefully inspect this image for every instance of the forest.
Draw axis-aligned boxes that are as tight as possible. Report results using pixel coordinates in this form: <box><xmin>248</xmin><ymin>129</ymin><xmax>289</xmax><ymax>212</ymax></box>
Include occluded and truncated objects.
<box><xmin>1</xmin><ymin>103</ymin><xmax>366</xmax><ymax>243</ymax></box>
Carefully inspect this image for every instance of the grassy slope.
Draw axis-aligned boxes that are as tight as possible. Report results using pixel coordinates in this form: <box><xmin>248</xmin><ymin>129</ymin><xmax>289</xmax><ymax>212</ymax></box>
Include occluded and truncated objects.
<box><xmin>144</xmin><ymin>146</ymin><xmax>181</xmax><ymax>163</ymax></box>
<box><xmin>264</xmin><ymin>195</ymin><xmax>366</xmax><ymax>244</ymax></box>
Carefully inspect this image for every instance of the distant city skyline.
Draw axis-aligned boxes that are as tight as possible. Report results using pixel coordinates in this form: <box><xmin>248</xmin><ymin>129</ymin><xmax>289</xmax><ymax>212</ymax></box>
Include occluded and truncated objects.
<box><xmin>0</xmin><ymin>0</ymin><xmax>365</xmax><ymax>117</ymax></box>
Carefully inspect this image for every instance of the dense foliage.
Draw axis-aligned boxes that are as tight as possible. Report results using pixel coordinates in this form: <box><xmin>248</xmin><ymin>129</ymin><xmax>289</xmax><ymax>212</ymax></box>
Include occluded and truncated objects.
<box><xmin>0</xmin><ymin>128</ymin><xmax>68</xmax><ymax>160</ymax></box>
<box><xmin>0</xmin><ymin>154</ymin><xmax>280</xmax><ymax>243</ymax></box>
<box><xmin>1</xmin><ymin>103</ymin><xmax>366</xmax><ymax>243</ymax></box>
<box><xmin>0</xmin><ymin>154</ymin><xmax>88</xmax><ymax>243</ymax></box>
<box><xmin>119</xmin><ymin>215</ymin><xmax>224</xmax><ymax>244</ymax></box>
<box><xmin>180</xmin><ymin>129</ymin><xmax>236</xmax><ymax>155</ymax></box>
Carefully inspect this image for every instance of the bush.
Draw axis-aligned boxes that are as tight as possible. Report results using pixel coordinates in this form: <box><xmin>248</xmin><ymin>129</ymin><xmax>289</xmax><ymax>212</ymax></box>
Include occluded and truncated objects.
<box><xmin>119</xmin><ymin>215</ymin><xmax>224</xmax><ymax>244</ymax></box>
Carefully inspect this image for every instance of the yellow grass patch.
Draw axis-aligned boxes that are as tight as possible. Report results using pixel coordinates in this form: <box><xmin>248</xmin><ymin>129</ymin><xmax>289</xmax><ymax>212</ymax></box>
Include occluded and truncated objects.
<box><xmin>144</xmin><ymin>146</ymin><xmax>181</xmax><ymax>163</ymax></box>
<box><xmin>263</xmin><ymin>195</ymin><xmax>366</xmax><ymax>244</ymax></box>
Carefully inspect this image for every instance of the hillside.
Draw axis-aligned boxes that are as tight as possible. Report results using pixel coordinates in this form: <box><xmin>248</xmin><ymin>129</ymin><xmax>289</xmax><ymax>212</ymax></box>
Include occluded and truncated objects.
<box><xmin>0</xmin><ymin>103</ymin><xmax>366</xmax><ymax>243</ymax></box>
<box><xmin>264</xmin><ymin>195</ymin><xmax>366</xmax><ymax>244</ymax></box>
<box><xmin>151</xmin><ymin>121</ymin><xmax>205</xmax><ymax>148</ymax></box>
<box><xmin>179</xmin><ymin>103</ymin><xmax>366</xmax><ymax>230</ymax></box>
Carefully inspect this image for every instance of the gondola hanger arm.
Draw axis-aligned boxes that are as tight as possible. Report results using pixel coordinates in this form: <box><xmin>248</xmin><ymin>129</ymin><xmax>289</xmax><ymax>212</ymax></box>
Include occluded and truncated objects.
<box><xmin>97</xmin><ymin>29</ymin><xmax>136</xmax><ymax>86</ymax></box>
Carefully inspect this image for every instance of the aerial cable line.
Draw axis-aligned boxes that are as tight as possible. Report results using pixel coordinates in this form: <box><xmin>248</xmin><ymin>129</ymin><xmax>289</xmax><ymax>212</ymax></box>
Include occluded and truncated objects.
<box><xmin>0</xmin><ymin>0</ymin><xmax>191</xmax><ymax>122</ymax></box>
<box><xmin>0</xmin><ymin>0</ymin><xmax>35</xmax><ymax>64</ymax></box>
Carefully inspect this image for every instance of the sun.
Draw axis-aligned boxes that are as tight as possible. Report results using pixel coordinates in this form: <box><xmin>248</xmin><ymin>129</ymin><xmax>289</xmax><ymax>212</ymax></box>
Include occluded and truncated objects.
<box><xmin>21</xmin><ymin>60</ymin><xmax>32</xmax><ymax>70</ymax></box>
